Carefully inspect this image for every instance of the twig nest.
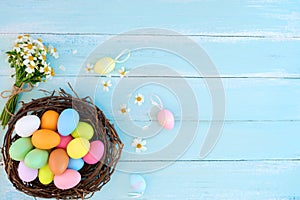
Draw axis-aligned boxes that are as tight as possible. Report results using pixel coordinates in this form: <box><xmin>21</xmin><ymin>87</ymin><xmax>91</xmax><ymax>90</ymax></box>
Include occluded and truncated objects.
<box><xmin>1</xmin><ymin>88</ymin><xmax>123</xmax><ymax>199</ymax></box>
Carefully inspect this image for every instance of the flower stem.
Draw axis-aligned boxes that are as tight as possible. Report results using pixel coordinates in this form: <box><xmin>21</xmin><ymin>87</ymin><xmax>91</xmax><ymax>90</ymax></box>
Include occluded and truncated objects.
<box><xmin>0</xmin><ymin>87</ymin><xmax>20</xmax><ymax>129</ymax></box>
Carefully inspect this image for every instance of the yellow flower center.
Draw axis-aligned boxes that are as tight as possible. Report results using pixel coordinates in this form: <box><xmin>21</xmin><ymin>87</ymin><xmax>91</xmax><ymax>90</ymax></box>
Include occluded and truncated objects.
<box><xmin>121</xmin><ymin>71</ymin><xmax>126</xmax><ymax>75</ymax></box>
<box><xmin>27</xmin><ymin>44</ymin><xmax>33</xmax><ymax>50</ymax></box>
<box><xmin>121</xmin><ymin>108</ymin><xmax>127</xmax><ymax>113</ymax></box>
<box><xmin>37</xmin><ymin>38</ymin><xmax>42</xmax><ymax>42</ymax></box>
<box><xmin>44</xmin><ymin>66</ymin><xmax>49</xmax><ymax>73</ymax></box>
<box><xmin>136</xmin><ymin>96</ymin><xmax>142</xmax><ymax>101</ymax></box>
<box><xmin>136</xmin><ymin>144</ymin><xmax>142</xmax><ymax>149</ymax></box>
<box><xmin>42</xmin><ymin>55</ymin><xmax>46</xmax><ymax>60</ymax></box>
<box><xmin>53</xmin><ymin>47</ymin><xmax>57</xmax><ymax>52</ymax></box>
<box><xmin>51</xmin><ymin>68</ymin><xmax>55</xmax><ymax>76</ymax></box>
<box><xmin>28</xmin><ymin>55</ymin><xmax>34</xmax><ymax>61</ymax></box>
<box><xmin>29</xmin><ymin>65</ymin><xmax>35</xmax><ymax>70</ymax></box>
<box><xmin>24</xmin><ymin>34</ymin><xmax>30</xmax><ymax>37</ymax></box>
<box><xmin>103</xmin><ymin>83</ymin><xmax>108</xmax><ymax>87</ymax></box>
<box><xmin>14</xmin><ymin>43</ymin><xmax>19</xmax><ymax>48</ymax></box>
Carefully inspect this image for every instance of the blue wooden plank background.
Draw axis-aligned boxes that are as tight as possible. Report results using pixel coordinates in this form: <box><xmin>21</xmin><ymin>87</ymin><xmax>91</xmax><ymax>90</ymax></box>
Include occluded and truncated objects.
<box><xmin>0</xmin><ymin>0</ymin><xmax>300</xmax><ymax>199</ymax></box>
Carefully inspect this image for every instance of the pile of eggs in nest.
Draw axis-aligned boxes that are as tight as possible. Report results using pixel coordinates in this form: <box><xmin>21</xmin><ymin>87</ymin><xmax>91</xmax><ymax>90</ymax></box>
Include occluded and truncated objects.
<box><xmin>9</xmin><ymin>108</ymin><xmax>105</xmax><ymax>190</ymax></box>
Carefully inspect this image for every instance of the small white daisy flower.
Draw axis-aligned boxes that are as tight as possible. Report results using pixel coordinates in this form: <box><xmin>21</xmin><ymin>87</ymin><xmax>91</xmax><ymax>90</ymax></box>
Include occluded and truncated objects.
<box><xmin>13</xmin><ymin>43</ymin><xmax>22</xmax><ymax>52</ymax></box>
<box><xmin>102</xmin><ymin>80</ymin><xmax>112</xmax><ymax>92</ymax></box>
<box><xmin>48</xmin><ymin>45</ymin><xmax>59</xmax><ymax>59</ymax></box>
<box><xmin>119</xmin><ymin>104</ymin><xmax>130</xmax><ymax>115</ymax></box>
<box><xmin>118</xmin><ymin>67</ymin><xmax>129</xmax><ymax>78</ymax></box>
<box><xmin>25</xmin><ymin>64</ymin><xmax>36</xmax><ymax>74</ymax></box>
<box><xmin>39</xmin><ymin>65</ymin><xmax>50</xmax><ymax>74</ymax></box>
<box><xmin>34</xmin><ymin>38</ymin><xmax>44</xmax><ymax>49</ymax></box>
<box><xmin>23</xmin><ymin>42</ymin><xmax>36</xmax><ymax>54</ymax></box>
<box><xmin>131</xmin><ymin>138</ymin><xmax>147</xmax><ymax>153</ymax></box>
<box><xmin>85</xmin><ymin>63</ymin><xmax>94</xmax><ymax>73</ymax></box>
<box><xmin>23</xmin><ymin>54</ymin><xmax>37</xmax><ymax>67</ymax></box>
<box><xmin>134</xmin><ymin>94</ymin><xmax>144</xmax><ymax>106</ymax></box>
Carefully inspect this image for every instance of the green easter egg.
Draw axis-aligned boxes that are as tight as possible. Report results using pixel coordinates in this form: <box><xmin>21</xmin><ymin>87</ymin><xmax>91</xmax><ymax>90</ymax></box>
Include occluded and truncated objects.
<box><xmin>94</xmin><ymin>57</ymin><xmax>115</xmax><ymax>75</ymax></box>
<box><xmin>24</xmin><ymin>149</ymin><xmax>49</xmax><ymax>169</ymax></box>
<box><xmin>38</xmin><ymin>164</ymin><xmax>54</xmax><ymax>185</ymax></box>
<box><xmin>71</xmin><ymin>122</ymin><xmax>94</xmax><ymax>140</ymax></box>
<box><xmin>9</xmin><ymin>137</ymin><xmax>33</xmax><ymax>161</ymax></box>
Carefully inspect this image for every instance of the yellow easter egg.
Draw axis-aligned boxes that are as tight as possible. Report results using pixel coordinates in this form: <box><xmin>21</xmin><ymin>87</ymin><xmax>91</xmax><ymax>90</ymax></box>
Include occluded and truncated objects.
<box><xmin>94</xmin><ymin>57</ymin><xmax>115</xmax><ymax>75</ymax></box>
<box><xmin>38</xmin><ymin>164</ymin><xmax>54</xmax><ymax>185</ymax></box>
<box><xmin>67</xmin><ymin>138</ymin><xmax>90</xmax><ymax>159</ymax></box>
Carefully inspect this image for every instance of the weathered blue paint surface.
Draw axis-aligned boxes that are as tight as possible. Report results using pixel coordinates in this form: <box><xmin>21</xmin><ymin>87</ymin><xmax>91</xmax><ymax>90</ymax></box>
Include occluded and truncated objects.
<box><xmin>0</xmin><ymin>0</ymin><xmax>300</xmax><ymax>199</ymax></box>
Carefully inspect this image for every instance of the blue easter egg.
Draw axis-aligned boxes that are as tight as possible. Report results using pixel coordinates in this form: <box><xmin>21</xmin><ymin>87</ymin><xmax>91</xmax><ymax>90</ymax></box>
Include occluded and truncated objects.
<box><xmin>57</xmin><ymin>109</ymin><xmax>79</xmax><ymax>136</ymax></box>
<box><xmin>129</xmin><ymin>174</ymin><xmax>146</xmax><ymax>195</ymax></box>
<box><xmin>67</xmin><ymin>158</ymin><xmax>84</xmax><ymax>171</ymax></box>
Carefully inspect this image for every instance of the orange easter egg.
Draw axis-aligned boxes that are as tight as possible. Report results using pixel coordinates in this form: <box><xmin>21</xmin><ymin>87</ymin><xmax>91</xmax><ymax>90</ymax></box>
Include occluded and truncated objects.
<box><xmin>31</xmin><ymin>129</ymin><xmax>60</xmax><ymax>150</ymax></box>
<box><xmin>49</xmin><ymin>148</ymin><xmax>69</xmax><ymax>175</ymax></box>
<box><xmin>41</xmin><ymin>110</ymin><xmax>59</xmax><ymax>131</ymax></box>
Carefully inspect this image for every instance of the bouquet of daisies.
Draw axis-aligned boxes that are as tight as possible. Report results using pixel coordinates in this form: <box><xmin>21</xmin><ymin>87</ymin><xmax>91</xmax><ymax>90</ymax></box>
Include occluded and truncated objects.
<box><xmin>0</xmin><ymin>34</ymin><xmax>58</xmax><ymax>128</ymax></box>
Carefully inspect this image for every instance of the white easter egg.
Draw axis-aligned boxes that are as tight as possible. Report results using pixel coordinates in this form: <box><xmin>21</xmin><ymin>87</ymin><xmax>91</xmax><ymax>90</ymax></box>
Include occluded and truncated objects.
<box><xmin>15</xmin><ymin>115</ymin><xmax>40</xmax><ymax>137</ymax></box>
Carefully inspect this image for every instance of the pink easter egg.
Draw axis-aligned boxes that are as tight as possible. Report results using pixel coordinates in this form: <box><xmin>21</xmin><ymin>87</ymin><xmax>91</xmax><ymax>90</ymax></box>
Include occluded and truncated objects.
<box><xmin>83</xmin><ymin>140</ymin><xmax>105</xmax><ymax>164</ymax></box>
<box><xmin>18</xmin><ymin>161</ymin><xmax>38</xmax><ymax>182</ymax></box>
<box><xmin>157</xmin><ymin>109</ymin><xmax>174</xmax><ymax>130</ymax></box>
<box><xmin>57</xmin><ymin>135</ymin><xmax>73</xmax><ymax>149</ymax></box>
<box><xmin>54</xmin><ymin>169</ymin><xmax>81</xmax><ymax>190</ymax></box>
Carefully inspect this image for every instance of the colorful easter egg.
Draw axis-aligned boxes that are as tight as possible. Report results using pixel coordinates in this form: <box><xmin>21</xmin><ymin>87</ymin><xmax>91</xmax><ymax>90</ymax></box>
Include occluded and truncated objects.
<box><xmin>38</xmin><ymin>164</ymin><xmax>54</xmax><ymax>185</ymax></box>
<box><xmin>54</xmin><ymin>169</ymin><xmax>81</xmax><ymax>190</ymax></box>
<box><xmin>15</xmin><ymin>115</ymin><xmax>40</xmax><ymax>137</ymax></box>
<box><xmin>128</xmin><ymin>174</ymin><xmax>147</xmax><ymax>196</ymax></box>
<box><xmin>49</xmin><ymin>148</ymin><xmax>69</xmax><ymax>175</ymax></box>
<box><xmin>83</xmin><ymin>140</ymin><xmax>105</xmax><ymax>164</ymax></box>
<box><xmin>94</xmin><ymin>57</ymin><xmax>115</xmax><ymax>75</ymax></box>
<box><xmin>57</xmin><ymin>135</ymin><xmax>73</xmax><ymax>149</ymax></box>
<box><xmin>71</xmin><ymin>122</ymin><xmax>94</xmax><ymax>140</ymax></box>
<box><xmin>9</xmin><ymin>137</ymin><xmax>33</xmax><ymax>161</ymax></box>
<box><xmin>41</xmin><ymin>110</ymin><xmax>59</xmax><ymax>131</ymax></box>
<box><xmin>67</xmin><ymin>138</ymin><xmax>90</xmax><ymax>159</ymax></box>
<box><xmin>67</xmin><ymin>158</ymin><xmax>84</xmax><ymax>171</ymax></box>
<box><xmin>57</xmin><ymin>109</ymin><xmax>79</xmax><ymax>136</ymax></box>
<box><xmin>24</xmin><ymin>149</ymin><xmax>49</xmax><ymax>169</ymax></box>
<box><xmin>18</xmin><ymin>161</ymin><xmax>38</xmax><ymax>182</ymax></box>
<box><xmin>157</xmin><ymin>109</ymin><xmax>174</xmax><ymax>130</ymax></box>
<box><xmin>31</xmin><ymin>129</ymin><xmax>60</xmax><ymax>149</ymax></box>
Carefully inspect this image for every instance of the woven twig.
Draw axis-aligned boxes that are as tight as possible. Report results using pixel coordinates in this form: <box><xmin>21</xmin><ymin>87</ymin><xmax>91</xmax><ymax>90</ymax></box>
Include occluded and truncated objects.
<box><xmin>1</xmin><ymin>87</ymin><xmax>123</xmax><ymax>199</ymax></box>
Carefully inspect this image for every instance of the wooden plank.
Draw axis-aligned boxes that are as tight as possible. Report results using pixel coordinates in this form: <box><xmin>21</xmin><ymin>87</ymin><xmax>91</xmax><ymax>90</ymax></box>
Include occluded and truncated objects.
<box><xmin>116</xmin><ymin>121</ymin><xmax>300</xmax><ymax>161</ymax></box>
<box><xmin>1</xmin><ymin>76</ymin><xmax>298</xmax><ymax>121</ymax></box>
<box><xmin>0</xmin><ymin>35</ymin><xmax>300</xmax><ymax>77</ymax></box>
<box><xmin>1</xmin><ymin>161</ymin><xmax>300</xmax><ymax>199</ymax></box>
<box><xmin>0</xmin><ymin>0</ymin><xmax>299</xmax><ymax>35</ymax></box>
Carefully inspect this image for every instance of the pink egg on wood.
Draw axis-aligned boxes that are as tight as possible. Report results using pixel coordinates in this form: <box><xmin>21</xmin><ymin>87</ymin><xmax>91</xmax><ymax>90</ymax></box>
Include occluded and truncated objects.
<box><xmin>54</xmin><ymin>169</ymin><xmax>81</xmax><ymax>190</ymax></box>
<box><xmin>83</xmin><ymin>140</ymin><xmax>105</xmax><ymax>164</ymax></box>
<box><xmin>157</xmin><ymin>109</ymin><xmax>174</xmax><ymax>130</ymax></box>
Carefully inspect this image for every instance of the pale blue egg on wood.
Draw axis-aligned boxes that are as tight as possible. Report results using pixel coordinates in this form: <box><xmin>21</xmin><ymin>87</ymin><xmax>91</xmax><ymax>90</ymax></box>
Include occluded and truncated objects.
<box><xmin>67</xmin><ymin>158</ymin><xmax>84</xmax><ymax>171</ymax></box>
<box><xmin>57</xmin><ymin>109</ymin><xmax>80</xmax><ymax>136</ymax></box>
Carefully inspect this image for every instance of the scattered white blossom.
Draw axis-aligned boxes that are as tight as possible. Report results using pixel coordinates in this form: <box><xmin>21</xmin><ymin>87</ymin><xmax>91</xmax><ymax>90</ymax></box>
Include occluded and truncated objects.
<box><xmin>102</xmin><ymin>80</ymin><xmax>112</xmax><ymax>92</ymax></box>
<box><xmin>118</xmin><ymin>67</ymin><xmax>129</xmax><ymax>78</ymax></box>
<box><xmin>134</xmin><ymin>94</ymin><xmax>144</xmax><ymax>106</ymax></box>
<box><xmin>119</xmin><ymin>104</ymin><xmax>130</xmax><ymax>115</ymax></box>
<box><xmin>131</xmin><ymin>138</ymin><xmax>147</xmax><ymax>153</ymax></box>
<box><xmin>85</xmin><ymin>63</ymin><xmax>94</xmax><ymax>73</ymax></box>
